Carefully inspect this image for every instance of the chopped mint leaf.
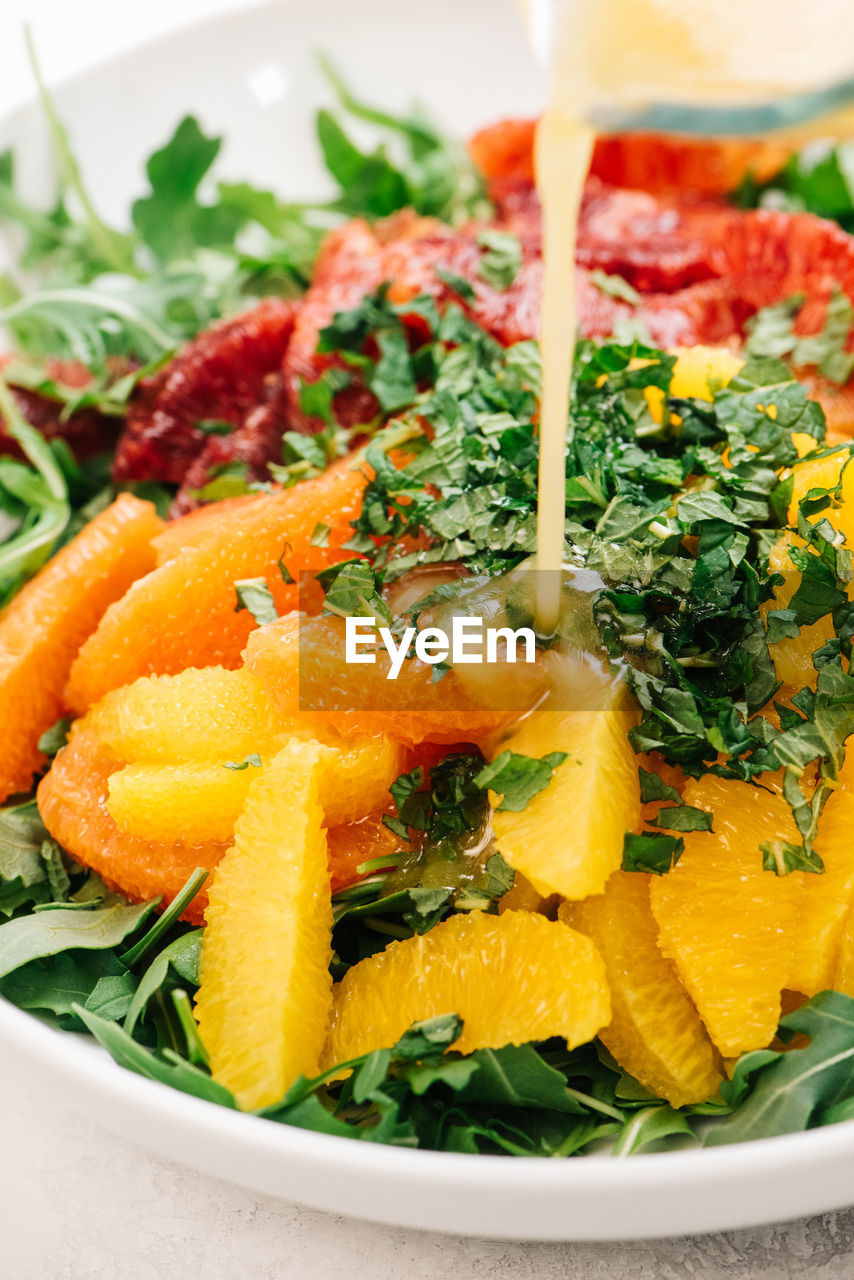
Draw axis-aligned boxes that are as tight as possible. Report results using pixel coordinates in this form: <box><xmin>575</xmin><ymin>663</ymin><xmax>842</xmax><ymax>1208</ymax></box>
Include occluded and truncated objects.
<box><xmin>474</xmin><ymin>750</ymin><xmax>568</xmax><ymax>812</ymax></box>
<box><xmin>234</xmin><ymin>578</ymin><xmax>278</xmax><ymax>626</ymax></box>
<box><xmin>195</xmin><ymin>419</ymin><xmax>234</xmax><ymax>437</ymax></box>
<box><xmin>435</xmin><ymin>266</ymin><xmax>476</xmax><ymax>303</ymax></box>
<box><xmin>476</xmin><ymin>229</ymin><xmax>522</xmax><ymax>290</ymax></box>
<box><xmin>320</xmin><ymin>559</ymin><xmax>392</xmax><ymax>626</ymax></box>
<box><xmin>622</xmin><ymin>832</ymin><xmax>685</xmax><ymax>875</ymax></box>
<box><xmin>589</xmin><ymin>269</ymin><xmax>642</xmax><ymax>306</ymax></box>
<box><xmin>649</xmin><ymin>804</ymin><xmax>713</xmax><ymax>833</ymax></box>
<box><xmin>224</xmin><ymin>754</ymin><xmax>262</xmax><ymax>771</ymax></box>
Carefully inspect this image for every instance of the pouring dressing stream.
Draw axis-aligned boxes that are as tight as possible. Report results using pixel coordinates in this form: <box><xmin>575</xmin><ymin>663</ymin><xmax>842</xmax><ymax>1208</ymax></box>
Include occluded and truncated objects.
<box><xmin>528</xmin><ymin>0</ymin><xmax>854</xmax><ymax>634</ymax></box>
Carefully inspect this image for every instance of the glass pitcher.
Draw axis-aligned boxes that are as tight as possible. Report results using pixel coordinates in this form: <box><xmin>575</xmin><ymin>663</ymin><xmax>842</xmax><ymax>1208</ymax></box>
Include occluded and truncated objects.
<box><xmin>519</xmin><ymin>0</ymin><xmax>854</xmax><ymax>138</ymax></box>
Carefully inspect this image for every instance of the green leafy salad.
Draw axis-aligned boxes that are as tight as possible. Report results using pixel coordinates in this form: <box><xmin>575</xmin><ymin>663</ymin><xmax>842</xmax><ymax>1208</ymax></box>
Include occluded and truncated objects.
<box><xmin>5</xmin><ymin>50</ymin><xmax>854</xmax><ymax>1159</ymax></box>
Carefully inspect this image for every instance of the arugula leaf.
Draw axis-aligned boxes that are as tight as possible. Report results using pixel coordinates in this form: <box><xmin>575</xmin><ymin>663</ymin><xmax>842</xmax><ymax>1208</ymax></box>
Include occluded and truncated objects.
<box><xmin>474</xmin><ymin>750</ymin><xmax>568</xmax><ymax>812</ymax></box>
<box><xmin>123</xmin><ymin>929</ymin><xmax>202</xmax><ymax>1037</ymax></box>
<box><xmin>75</xmin><ymin>1005</ymin><xmax>236</xmax><ymax>1108</ymax></box>
<box><xmin>25</xmin><ymin>29</ymin><xmax>135</xmax><ymax>276</ymax></box>
<box><xmin>0</xmin><ymin>899</ymin><xmax>154</xmax><ymax>981</ymax></box>
<box><xmin>132</xmin><ymin>117</ymin><xmax>243</xmax><ymax>264</ymax></box>
<box><xmin>316</xmin><ymin>55</ymin><xmax>489</xmax><ymax>224</ymax></box>
<box><xmin>119</xmin><ymin>867</ymin><xmax>206</xmax><ymax>967</ymax></box>
<box><xmin>612</xmin><ymin>1104</ymin><xmax>696</xmax><ymax>1155</ymax></box>
<box><xmin>0</xmin><ymin>949</ymin><xmax>130</xmax><ymax>1023</ymax></box>
<box><xmin>0</xmin><ymin>374</ymin><xmax>70</xmax><ymax>597</ymax></box>
<box><xmin>705</xmin><ymin>991</ymin><xmax>854</xmax><ymax>1144</ymax></box>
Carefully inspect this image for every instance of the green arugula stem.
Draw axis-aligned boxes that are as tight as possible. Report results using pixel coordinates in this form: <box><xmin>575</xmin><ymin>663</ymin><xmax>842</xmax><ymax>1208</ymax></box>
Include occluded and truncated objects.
<box><xmin>0</xmin><ymin>288</ymin><xmax>177</xmax><ymax>354</ymax></box>
<box><xmin>119</xmin><ymin>867</ymin><xmax>207</xmax><ymax>968</ymax></box>
<box><xmin>25</xmin><ymin>27</ymin><xmax>137</xmax><ymax>277</ymax></box>
<box><xmin>0</xmin><ymin>372</ymin><xmax>69</xmax><ymax>585</ymax></box>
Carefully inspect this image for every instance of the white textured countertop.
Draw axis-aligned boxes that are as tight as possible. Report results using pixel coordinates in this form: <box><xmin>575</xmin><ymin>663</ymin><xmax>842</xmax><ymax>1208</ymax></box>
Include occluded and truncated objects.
<box><xmin>3</xmin><ymin>1052</ymin><xmax>854</xmax><ymax>1278</ymax></box>
<box><xmin>3</xmin><ymin>3</ymin><xmax>854</xmax><ymax>1274</ymax></box>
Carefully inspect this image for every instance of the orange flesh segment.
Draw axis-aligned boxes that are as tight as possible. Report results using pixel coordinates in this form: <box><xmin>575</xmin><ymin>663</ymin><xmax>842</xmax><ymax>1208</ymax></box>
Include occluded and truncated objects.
<box><xmin>37</xmin><ymin>726</ymin><xmax>225</xmax><ymax>923</ymax></box>
<box><xmin>64</xmin><ymin>456</ymin><xmax>367</xmax><ymax>713</ymax></box>
<box><xmin>489</xmin><ymin>706</ymin><xmax>640</xmax><ymax>900</ymax></box>
<box><xmin>244</xmin><ymin>612</ymin><xmax>537</xmax><ymax>747</ymax></box>
<box><xmin>84</xmin><ymin>666</ymin><xmax>288</xmax><ymax>763</ymax></box>
<box><xmin>650</xmin><ymin>775</ymin><xmax>802</xmax><ymax>1057</ymax></box>
<box><xmin>105</xmin><ymin>734</ymin><xmax>404</xmax><ymax>843</ymax></box>
<box><xmin>195</xmin><ymin>740</ymin><xmax>333</xmax><ymax>1110</ymax></box>
<box><xmin>0</xmin><ymin>493</ymin><xmax>162</xmax><ymax>802</ymax></box>
<box><xmin>323</xmin><ymin>909</ymin><xmax>610</xmax><ymax>1067</ymax></box>
<box><xmin>562</xmin><ymin>872</ymin><xmax>721</xmax><ymax>1106</ymax></box>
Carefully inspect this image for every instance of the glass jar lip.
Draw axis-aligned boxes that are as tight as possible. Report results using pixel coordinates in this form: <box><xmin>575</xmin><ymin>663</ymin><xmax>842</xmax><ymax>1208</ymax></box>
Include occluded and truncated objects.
<box><xmin>582</xmin><ymin>73</ymin><xmax>854</xmax><ymax>140</ymax></box>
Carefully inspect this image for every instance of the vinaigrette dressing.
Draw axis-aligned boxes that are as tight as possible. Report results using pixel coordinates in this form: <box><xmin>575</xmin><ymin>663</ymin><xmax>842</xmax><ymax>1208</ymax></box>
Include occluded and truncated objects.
<box><xmin>528</xmin><ymin>0</ymin><xmax>854</xmax><ymax>631</ymax></box>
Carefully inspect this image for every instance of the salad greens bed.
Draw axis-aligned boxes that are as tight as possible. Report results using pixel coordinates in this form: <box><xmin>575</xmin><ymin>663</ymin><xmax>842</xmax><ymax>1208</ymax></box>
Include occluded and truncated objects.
<box><xmin>4</xmin><ymin>50</ymin><xmax>854</xmax><ymax>1155</ymax></box>
<box><xmin>6</xmin><ymin>806</ymin><xmax>854</xmax><ymax>1154</ymax></box>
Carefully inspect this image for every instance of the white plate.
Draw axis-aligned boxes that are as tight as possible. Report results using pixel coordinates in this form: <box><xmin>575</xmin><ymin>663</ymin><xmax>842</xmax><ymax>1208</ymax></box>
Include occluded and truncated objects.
<box><xmin>3</xmin><ymin>0</ymin><xmax>854</xmax><ymax>1242</ymax></box>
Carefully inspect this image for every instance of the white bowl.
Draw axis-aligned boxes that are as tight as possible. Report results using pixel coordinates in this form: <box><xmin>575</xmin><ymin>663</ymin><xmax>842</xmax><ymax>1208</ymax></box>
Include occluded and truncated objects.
<box><xmin>3</xmin><ymin>0</ymin><xmax>854</xmax><ymax>1240</ymax></box>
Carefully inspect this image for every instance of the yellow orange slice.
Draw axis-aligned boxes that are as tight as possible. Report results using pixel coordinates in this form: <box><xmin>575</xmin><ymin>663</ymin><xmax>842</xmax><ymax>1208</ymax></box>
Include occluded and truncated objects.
<box><xmin>323</xmin><ymin>908</ymin><xmax>610</xmax><ymax>1067</ymax></box>
<box><xmin>562</xmin><ymin>872</ymin><xmax>721</xmax><ymax>1106</ymax></box>
<box><xmin>195</xmin><ymin>740</ymin><xmax>333</xmax><ymax>1110</ymax></box>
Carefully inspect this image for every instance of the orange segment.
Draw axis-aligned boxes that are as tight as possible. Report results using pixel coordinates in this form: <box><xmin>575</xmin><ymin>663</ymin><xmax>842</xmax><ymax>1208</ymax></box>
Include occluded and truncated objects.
<box><xmin>790</xmin><ymin>785</ymin><xmax>854</xmax><ymax>996</ymax></box>
<box><xmin>488</xmin><ymin>707</ymin><xmax>640</xmax><ymax>900</ymax></box>
<box><xmin>645</xmin><ymin>346</ymin><xmax>742</xmax><ymax>422</ymax></box>
<box><xmin>85</xmin><ymin>666</ymin><xmax>287</xmax><ymax>763</ymax></box>
<box><xmin>787</xmin><ymin>446</ymin><xmax>854</xmax><ymax>545</ymax></box>
<box><xmin>152</xmin><ymin>493</ymin><xmax>266</xmax><ymax>563</ymax></box>
<box><xmin>832</xmin><ymin>893</ymin><xmax>854</xmax><ymax>997</ymax></box>
<box><xmin>244</xmin><ymin>612</ymin><xmax>538</xmax><ymax>746</ymax></box>
<box><xmin>195</xmin><ymin>740</ymin><xmax>333</xmax><ymax>1109</ymax></box>
<box><xmin>37</xmin><ymin>726</ymin><xmax>225</xmax><ymax>922</ymax></box>
<box><xmin>323</xmin><ymin>909</ymin><xmax>610</xmax><ymax>1067</ymax></box>
<box><xmin>561</xmin><ymin>872</ymin><xmax>721</xmax><ymax>1106</ymax></box>
<box><xmin>106</xmin><ymin>733</ymin><xmax>404</xmax><ymax>843</ymax></box>
<box><xmin>0</xmin><ymin>493</ymin><xmax>161</xmax><ymax>801</ymax></box>
<box><xmin>64</xmin><ymin>456</ymin><xmax>367</xmax><ymax>713</ymax></box>
<box><xmin>650</xmin><ymin>775</ymin><xmax>802</xmax><ymax>1057</ymax></box>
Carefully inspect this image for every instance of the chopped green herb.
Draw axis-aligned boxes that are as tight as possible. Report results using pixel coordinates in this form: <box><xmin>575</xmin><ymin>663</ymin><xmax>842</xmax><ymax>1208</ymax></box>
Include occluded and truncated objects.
<box><xmin>224</xmin><ymin>754</ymin><xmax>262</xmax><ymax>771</ymax></box>
<box><xmin>234</xmin><ymin>578</ymin><xmax>278</xmax><ymax>626</ymax></box>
<box><xmin>476</xmin><ymin>229</ymin><xmax>522</xmax><ymax>290</ymax></box>
<box><xmin>474</xmin><ymin>750</ymin><xmax>568</xmax><ymax>812</ymax></box>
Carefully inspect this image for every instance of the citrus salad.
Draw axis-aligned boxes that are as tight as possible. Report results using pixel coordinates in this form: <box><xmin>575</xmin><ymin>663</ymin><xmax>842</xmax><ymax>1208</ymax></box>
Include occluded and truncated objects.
<box><xmin>5</xmin><ymin>60</ymin><xmax>854</xmax><ymax>1156</ymax></box>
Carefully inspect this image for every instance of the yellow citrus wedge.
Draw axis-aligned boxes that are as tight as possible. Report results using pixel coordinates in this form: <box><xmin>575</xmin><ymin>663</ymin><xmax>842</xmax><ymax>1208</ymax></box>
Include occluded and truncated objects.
<box><xmin>832</xmin><ymin>899</ymin><xmax>854</xmax><ymax>998</ymax></box>
<box><xmin>790</xmin><ymin>786</ymin><xmax>854</xmax><ymax>996</ymax></box>
<box><xmin>787</xmin><ymin>446</ymin><xmax>854</xmax><ymax>546</ymax></box>
<box><xmin>644</xmin><ymin>346</ymin><xmax>742</xmax><ymax>421</ymax></box>
<box><xmin>488</xmin><ymin>708</ymin><xmax>640</xmax><ymax>900</ymax></box>
<box><xmin>561</xmin><ymin>872</ymin><xmax>721</xmax><ymax>1106</ymax></box>
<box><xmin>86</xmin><ymin>666</ymin><xmax>287</xmax><ymax>763</ymax></box>
<box><xmin>323</xmin><ymin>909</ymin><xmax>610</xmax><ymax>1068</ymax></box>
<box><xmin>195</xmin><ymin>740</ymin><xmax>333</xmax><ymax>1110</ymax></box>
<box><xmin>106</xmin><ymin>733</ymin><xmax>404</xmax><ymax>842</ymax></box>
<box><xmin>650</xmin><ymin>775</ymin><xmax>802</xmax><ymax>1057</ymax></box>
